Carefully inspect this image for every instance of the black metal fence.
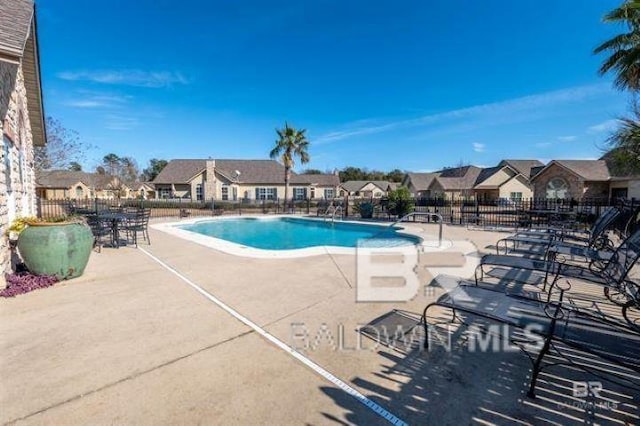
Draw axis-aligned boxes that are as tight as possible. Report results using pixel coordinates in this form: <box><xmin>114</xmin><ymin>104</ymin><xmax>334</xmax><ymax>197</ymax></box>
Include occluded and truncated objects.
<box><xmin>36</xmin><ymin>196</ymin><xmax>638</xmax><ymax>234</ymax></box>
<box><xmin>36</xmin><ymin>197</ymin><xmax>326</xmax><ymax>219</ymax></box>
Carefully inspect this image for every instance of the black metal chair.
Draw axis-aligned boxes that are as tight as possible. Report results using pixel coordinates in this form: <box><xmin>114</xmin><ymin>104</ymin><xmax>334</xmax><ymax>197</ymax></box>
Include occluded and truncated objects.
<box><xmin>122</xmin><ymin>208</ymin><xmax>151</xmax><ymax>247</ymax></box>
<box><xmin>86</xmin><ymin>215</ymin><xmax>113</xmax><ymax>252</ymax></box>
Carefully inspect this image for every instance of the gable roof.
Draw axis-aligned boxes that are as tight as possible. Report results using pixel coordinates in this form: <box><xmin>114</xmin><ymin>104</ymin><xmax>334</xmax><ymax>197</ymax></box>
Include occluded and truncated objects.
<box><xmin>152</xmin><ymin>159</ymin><xmax>206</xmax><ymax>184</ymax></box>
<box><xmin>531</xmin><ymin>160</ymin><xmax>611</xmax><ymax>182</ymax></box>
<box><xmin>153</xmin><ymin>159</ymin><xmax>338</xmax><ymax>186</ymax></box>
<box><xmin>434</xmin><ymin>166</ymin><xmax>483</xmax><ymax>190</ymax></box>
<box><xmin>36</xmin><ymin>170</ymin><xmax>123</xmax><ymax>190</ymax></box>
<box><xmin>1</xmin><ymin>0</ymin><xmax>45</xmax><ymax>147</ymax></box>
<box><xmin>292</xmin><ymin>173</ymin><xmax>339</xmax><ymax>186</ymax></box>
<box><xmin>403</xmin><ymin>172</ymin><xmax>439</xmax><ymax>191</ymax></box>
<box><xmin>216</xmin><ymin>159</ymin><xmax>286</xmax><ymax>184</ymax></box>
<box><xmin>500</xmin><ymin>159</ymin><xmax>544</xmax><ymax>179</ymax></box>
<box><xmin>340</xmin><ymin>180</ymin><xmax>393</xmax><ymax>193</ymax></box>
<box><xmin>0</xmin><ymin>0</ymin><xmax>33</xmax><ymax>60</ymax></box>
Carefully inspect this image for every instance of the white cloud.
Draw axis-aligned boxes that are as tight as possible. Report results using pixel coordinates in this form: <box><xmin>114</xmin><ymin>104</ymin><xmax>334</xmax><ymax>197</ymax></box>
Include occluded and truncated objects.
<box><xmin>588</xmin><ymin>119</ymin><xmax>618</xmax><ymax>133</ymax></box>
<box><xmin>63</xmin><ymin>93</ymin><xmax>130</xmax><ymax>109</ymax></box>
<box><xmin>472</xmin><ymin>142</ymin><xmax>485</xmax><ymax>152</ymax></box>
<box><xmin>536</xmin><ymin>142</ymin><xmax>552</xmax><ymax>148</ymax></box>
<box><xmin>315</xmin><ymin>83</ymin><xmax>611</xmax><ymax>144</ymax></box>
<box><xmin>57</xmin><ymin>69</ymin><xmax>189</xmax><ymax>88</ymax></box>
<box><xmin>557</xmin><ymin>135</ymin><xmax>576</xmax><ymax>142</ymax></box>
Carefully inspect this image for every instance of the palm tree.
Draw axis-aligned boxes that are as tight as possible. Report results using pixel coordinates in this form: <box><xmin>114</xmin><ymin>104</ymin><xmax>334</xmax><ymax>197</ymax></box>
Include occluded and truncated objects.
<box><xmin>606</xmin><ymin>102</ymin><xmax>640</xmax><ymax>174</ymax></box>
<box><xmin>269</xmin><ymin>123</ymin><xmax>310</xmax><ymax>204</ymax></box>
<box><xmin>594</xmin><ymin>0</ymin><xmax>640</xmax><ymax>91</ymax></box>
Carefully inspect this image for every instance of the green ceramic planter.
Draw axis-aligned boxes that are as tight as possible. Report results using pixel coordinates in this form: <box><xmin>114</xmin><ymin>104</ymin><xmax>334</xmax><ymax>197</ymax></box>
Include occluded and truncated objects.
<box><xmin>17</xmin><ymin>222</ymin><xmax>94</xmax><ymax>280</ymax></box>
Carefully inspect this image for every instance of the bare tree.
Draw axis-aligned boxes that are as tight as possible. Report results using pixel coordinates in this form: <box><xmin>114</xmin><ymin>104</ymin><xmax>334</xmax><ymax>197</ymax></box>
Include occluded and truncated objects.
<box><xmin>34</xmin><ymin>117</ymin><xmax>91</xmax><ymax>171</ymax></box>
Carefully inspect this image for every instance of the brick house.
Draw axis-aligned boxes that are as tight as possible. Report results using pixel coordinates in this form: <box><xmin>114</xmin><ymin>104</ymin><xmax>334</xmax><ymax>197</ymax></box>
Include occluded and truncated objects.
<box><xmin>1</xmin><ymin>0</ymin><xmax>46</xmax><ymax>276</ymax></box>
<box><xmin>530</xmin><ymin>160</ymin><xmax>611</xmax><ymax>200</ymax></box>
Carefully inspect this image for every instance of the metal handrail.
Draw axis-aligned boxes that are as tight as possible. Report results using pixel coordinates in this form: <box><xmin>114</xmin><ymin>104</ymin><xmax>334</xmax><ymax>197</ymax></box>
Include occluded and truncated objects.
<box><xmin>385</xmin><ymin>212</ymin><xmax>443</xmax><ymax>246</ymax></box>
<box><xmin>324</xmin><ymin>205</ymin><xmax>343</xmax><ymax>223</ymax></box>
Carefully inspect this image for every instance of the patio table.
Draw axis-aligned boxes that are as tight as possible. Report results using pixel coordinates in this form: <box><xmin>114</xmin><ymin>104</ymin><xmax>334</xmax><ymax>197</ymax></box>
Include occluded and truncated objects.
<box><xmin>97</xmin><ymin>212</ymin><xmax>136</xmax><ymax>248</ymax></box>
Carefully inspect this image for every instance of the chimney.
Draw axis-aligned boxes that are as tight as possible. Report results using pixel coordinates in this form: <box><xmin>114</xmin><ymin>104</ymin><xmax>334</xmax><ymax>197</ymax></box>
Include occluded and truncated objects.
<box><xmin>204</xmin><ymin>159</ymin><xmax>216</xmax><ymax>199</ymax></box>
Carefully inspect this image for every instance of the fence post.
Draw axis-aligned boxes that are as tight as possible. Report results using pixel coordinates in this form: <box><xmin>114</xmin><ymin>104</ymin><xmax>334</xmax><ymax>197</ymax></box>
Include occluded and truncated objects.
<box><xmin>307</xmin><ymin>198</ymin><xmax>310</xmax><ymax>215</ymax></box>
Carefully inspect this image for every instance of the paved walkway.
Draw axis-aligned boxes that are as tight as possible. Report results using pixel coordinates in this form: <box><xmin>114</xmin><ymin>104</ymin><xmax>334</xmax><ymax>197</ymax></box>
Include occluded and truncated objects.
<box><xmin>1</xmin><ymin>221</ymin><xmax>638</xmax><ymax>425</ymax></box>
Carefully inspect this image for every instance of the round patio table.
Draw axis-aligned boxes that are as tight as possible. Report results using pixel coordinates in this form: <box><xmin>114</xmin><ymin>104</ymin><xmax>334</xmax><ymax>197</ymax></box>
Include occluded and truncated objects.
<box><xmin>97</xmin><ymin>212</ymin><xmax>136</xmax><ymax>248</ymax></box>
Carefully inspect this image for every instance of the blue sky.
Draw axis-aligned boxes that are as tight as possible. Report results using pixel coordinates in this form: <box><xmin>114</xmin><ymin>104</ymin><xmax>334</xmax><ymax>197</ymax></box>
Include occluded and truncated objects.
<box><xmin>37</xmin><ymin>0</ymin><xmax>629</xmax><ymax>173</ymax></box>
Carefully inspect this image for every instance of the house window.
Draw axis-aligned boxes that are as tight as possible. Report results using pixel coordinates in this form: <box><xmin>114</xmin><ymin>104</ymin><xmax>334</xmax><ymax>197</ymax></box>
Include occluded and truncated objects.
<box><xmin>310</xmin><ymin>188</ymin><xmax>316</xmax><ymax>199</ymax></box>
<box><xmin>256</xmin><ymin>187</ymin><xmax>277</xmax><ymax>200</ymax></box>
<box><xmin>324</xmin><ymin>188</ymin><xmax>335</xmax><ymax>199</ymax></box>
<box><xmin>196</xmin><ymin>184</ymin><xmax>203</xmax><ymax>201</ymax></box>
<box><xmin>293</xmin><ymin>188</ymin><xmax>307</xmax><ymax>200</ymax></box>
<box><xmin>159</xmin><ymin>187</ymin><xmax>171</xmax><ymax>199</ymax></box>
<box><xmin>75</xmin><ymin>186</ymin><xmax>84</xmax><ymax>198</ymax></box>
<box><xmin>221</xmin><ymin>185</ymin><xmax>229</xmax><ymax>201</ymax></box>
<box><xmin>546</xmin><ymin>178</ymin><xmax>569</xmax><ymax>199</ymax></box>
<box><xmin>510</xmin><ymin>192</ymin><xmax>522</xmax><ymax>201</ymax></box>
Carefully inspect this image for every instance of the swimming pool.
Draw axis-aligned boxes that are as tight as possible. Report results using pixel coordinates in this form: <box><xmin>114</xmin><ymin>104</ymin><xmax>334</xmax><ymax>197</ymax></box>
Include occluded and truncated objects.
<box><xmin>178</xmin><ymin>217</ymin><xmax>420</xmax><ymax>251</ymax></box>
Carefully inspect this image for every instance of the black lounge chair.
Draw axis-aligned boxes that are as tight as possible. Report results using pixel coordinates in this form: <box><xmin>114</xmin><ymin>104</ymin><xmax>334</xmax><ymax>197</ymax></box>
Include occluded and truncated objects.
<box><xmin>421</xmin><ymin>281</ymin><xmax>640</xmax><ymax>398</ymax></box>
<box><xmin>496</xmin><ymin>207</ymin><xmax>620</xmax><ymax>256</ymax></box>
<box><xmin>476</xmin><ymin>228</ymin><xmax>640</xmax><ymax>313</ymax></box>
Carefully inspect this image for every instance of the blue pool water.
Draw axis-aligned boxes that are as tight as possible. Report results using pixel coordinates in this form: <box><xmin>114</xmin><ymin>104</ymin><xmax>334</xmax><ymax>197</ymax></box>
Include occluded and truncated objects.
<box><xmin>180</xmin><ymin>217</ymin><xmax>420</xmax><ymax>250</ymax></box>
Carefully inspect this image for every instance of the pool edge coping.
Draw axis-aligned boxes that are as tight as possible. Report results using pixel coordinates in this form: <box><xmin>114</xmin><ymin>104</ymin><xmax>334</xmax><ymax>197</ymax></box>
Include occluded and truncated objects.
<box><xmin>151</xmin><ymin>215</ymin><xmax>447</xmax><ymax>259</ymax></box>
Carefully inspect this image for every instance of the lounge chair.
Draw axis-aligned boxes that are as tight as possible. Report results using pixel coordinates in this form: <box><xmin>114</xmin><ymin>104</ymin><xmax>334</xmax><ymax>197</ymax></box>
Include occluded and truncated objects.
<box><xmin>495</xmin><ymin>207</ymin><xmax>620</xmax><ymax>256</ymax></box>
<box><xmin>421</xmin><ymin>281</ymin><xmax>640</xmax><ymax>398</ymax></box>
<box><xmin>476</xmin><ymin>228</ymin><xmax>640</xmax><ymax>309</ymax></box>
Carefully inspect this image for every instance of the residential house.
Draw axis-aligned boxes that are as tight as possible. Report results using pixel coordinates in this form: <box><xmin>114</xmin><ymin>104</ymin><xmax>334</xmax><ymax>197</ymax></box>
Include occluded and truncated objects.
<box><xmin>1</xmin><ymin>0</ymin><xmax>45</xmax><ymax>275</ymax></box>
<box><xmin>36</xmin><ymin>170</ymin><xmax>142</xmax><ymax>200</ymax></box>
<box><xmin>530</xmin><ymin>160</ymin><xmax>611</xmax><ymax>200</ymax></box>
<box><xmin>126</xmin><ymin>181</ymin><xmax>155</xmax><ymax>199</ymax></box>
<box><xmin>403</xmin><ymin>160</ymin><xmax>542</xmax><ymax>201</ymax></box>
<box><xmin>473</xmin><ymin>159</ymin><xmax>543</xmax><ymax>202</ymax></box>
<box><xmin>339</xmin><ymin>180</ymin><xmax>398</xmax><ymax>198</ymax></box>
<box><xmin>401</xmin><ymin>172</ymin><xmax>439</xmax><ymax>198</ymax></box>
<box><xmin>429</xmin><ymin>165</ymin><xmax>483</xmax><ymax>199</ymax></box>
<box><xmin>152</xmin><ymin>159</ymin><xmax>340</xmax><ymax>201</ymax></box>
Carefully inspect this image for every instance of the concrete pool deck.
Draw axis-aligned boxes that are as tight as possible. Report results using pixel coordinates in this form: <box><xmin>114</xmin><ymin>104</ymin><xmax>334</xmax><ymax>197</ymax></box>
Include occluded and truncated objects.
<box><xmin>1</xmin><ymin>219</ymin><xmax>638</xmax><ymax>425</ymax></box>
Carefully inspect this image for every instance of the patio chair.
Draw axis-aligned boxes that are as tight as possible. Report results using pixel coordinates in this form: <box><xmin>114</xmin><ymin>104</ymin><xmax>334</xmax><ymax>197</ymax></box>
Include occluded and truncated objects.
<box><xmin>122</xmin><ymin>208</ymin><xmax>151</xmax><ymax>247</ymax></box>
<box><xmin>476</xmin><ymin>228</ymin><xmax>640</xmax><ymax>309</ymax></box>
<box><xmin>86</xmin><ymin>215</ymin><xmax>113</xmax><ymax>252</ymax></box>
<box><xmin>421</xmin><ymin>281</ymin><xmax>640</xmax><ymax>398</ymax></box>
<box><xmin>496</xmin><ymin>206</ymin><xmax>620</xmax><ymax>256</ymax></box>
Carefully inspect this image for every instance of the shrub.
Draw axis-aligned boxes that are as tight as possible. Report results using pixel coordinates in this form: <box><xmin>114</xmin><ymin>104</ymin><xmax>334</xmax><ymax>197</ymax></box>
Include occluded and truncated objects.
<box><xmin>387</xmin><ymin>187</ymin><xmax>414</xmax><ymax>217</ymax></box>
<box><xmin>354</xmin><ymin>201</ymin><xmax>375</xmax><ymax>219</ymax></box>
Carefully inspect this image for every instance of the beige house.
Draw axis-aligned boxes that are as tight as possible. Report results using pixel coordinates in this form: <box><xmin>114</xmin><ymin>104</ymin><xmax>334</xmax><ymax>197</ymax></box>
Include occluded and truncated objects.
<box><xmin>1</xmin><ymin>0</ymin><xmax>45</xmax><ymax>275</ymax></box>
<box><xmin>152</xmin><ymin>159</ymin><xmax>340</xmax><ymax>201</ymax></box>
<box><xmin>473</xmin><ymin>160</ymin><xmax>542</xmax><ymax>201</ymax></box>
<box><xmin>36</xmin><ymin>170</ymin><xmax>146</xmax><ymax>200</ymax></box>
<box><xmin>402</xmin><ymin>172</ymin><xmax>440</xmax><ymax>198</ymax></box>
<box><xmin>403</xmin><ymin>160</ymin><xmax>542</xmax><ymax>201</ymax></box>
<box><xmin>339</xmin><ymin>181</ymin><xmax>398</xmax><ymax>198</ymax></box>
